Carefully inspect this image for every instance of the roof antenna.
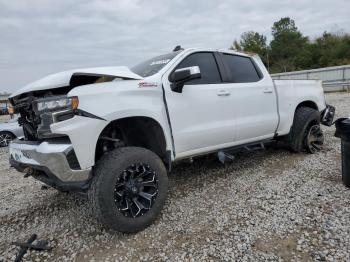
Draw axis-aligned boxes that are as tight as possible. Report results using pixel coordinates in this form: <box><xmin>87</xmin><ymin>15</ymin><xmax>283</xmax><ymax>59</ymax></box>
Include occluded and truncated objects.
<box><xmin>173</xmin><ymin>45</ymin><xmax>183</xmax><ymax>52</ymax></box>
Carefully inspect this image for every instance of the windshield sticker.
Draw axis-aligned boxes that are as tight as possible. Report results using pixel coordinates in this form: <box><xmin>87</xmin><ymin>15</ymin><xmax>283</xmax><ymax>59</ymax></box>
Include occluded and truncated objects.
<box><xmin>150</xmin><ymin>59</ymin><xmax>171</xmax><ymax>66</ymax></box>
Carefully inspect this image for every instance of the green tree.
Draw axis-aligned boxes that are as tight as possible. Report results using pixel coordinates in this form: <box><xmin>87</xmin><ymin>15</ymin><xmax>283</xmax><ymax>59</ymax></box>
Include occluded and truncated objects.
<box><xmin>269</xmin><ymin>17</ymin><xmax>308</xmax><ymax>72</ymax></box>
<box><xmin>230</xmin><ymin>40</ymin><xmax>242</xmax><ymax>51</ymax></box>
<box><xmin>230</xmin><ymin>17</ymin><xmax>350</xmax><ymax>72</ymax></box>
<box><xmin>271</xmin><ymin>17</ymin><xmax>298</xmax><ymax>37</ymax></box>
<box><xmin>314</xmin><ymin>32</ymin><xmax>350</xmax><ymax>67</ymax></box>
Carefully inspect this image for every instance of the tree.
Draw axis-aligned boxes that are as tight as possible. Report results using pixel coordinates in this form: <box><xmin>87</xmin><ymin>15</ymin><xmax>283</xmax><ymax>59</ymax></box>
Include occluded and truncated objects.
<box><xmin>230</xmin><ymin>17</ymin><xmax>350</xmax><ymax>73</ymax></box>
<box><xmin>271</xmin><ymin>17</ymin><xmax>298</xmax><ymax>38</ymax></box>
<box><xmin>269</xmin><ymin>17</ymin><xmax>308</xmax><ymax>72</ymax></box>
<box><xmin>314</xmin><ymin>32</ymin><xmax>350</xmax><ymax>67</ymax></box>
<box><xmin>230</xmin><ymin>40</ymin><xmax>242</xmax><ymax>51</ymax></box>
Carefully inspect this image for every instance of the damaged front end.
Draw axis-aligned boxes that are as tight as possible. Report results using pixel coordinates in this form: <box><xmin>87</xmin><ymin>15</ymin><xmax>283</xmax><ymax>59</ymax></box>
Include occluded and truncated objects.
<box><xmin>9</xmin><ymin>66</ymin><xmax>142</xmax><ymax>191</ymax></box>
<box><xmin>9</xmin><ymin>66</ymin><xmax>142</xmax><ymax>141</ymax></box>
<box><xmin>10</xmin><ymin>90</ymin><xmax>78</xmax><ymax>141</ymax></box>
<box><xmin>11</xmin><ymin>91</ymin><xmax>83</xmax><ymax>141</ymax></box>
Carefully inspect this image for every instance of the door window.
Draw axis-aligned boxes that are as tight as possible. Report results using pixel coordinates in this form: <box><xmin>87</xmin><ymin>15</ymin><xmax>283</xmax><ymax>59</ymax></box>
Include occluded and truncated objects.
<box><xmin>175</xmin><ymin>52</ymin><xmax>222</xmax><ymax>85</ymax></box>
<box><xmin>222</xmin><ymin>54</ymin><xmax>261</xmax><ymax>83</ymax></box>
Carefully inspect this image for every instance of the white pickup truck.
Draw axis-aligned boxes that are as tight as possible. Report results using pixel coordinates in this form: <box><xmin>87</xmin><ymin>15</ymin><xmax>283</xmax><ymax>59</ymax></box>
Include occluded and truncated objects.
<box><xmin>9</xmin><ymin>47</ymin><xmax>335</xmax><ymax>232</ymax></box>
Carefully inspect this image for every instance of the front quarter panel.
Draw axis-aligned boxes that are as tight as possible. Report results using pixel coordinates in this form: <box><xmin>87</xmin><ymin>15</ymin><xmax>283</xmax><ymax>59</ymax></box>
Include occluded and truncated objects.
<box><xmin>63</xmin><ymin>79</ymin><xmax>172</xmax><ymax>168</ymax></box>
<box><xmin>50</xmin><ymin>115</ymin><xmax>107</xmax><ymax>169</ymax></box>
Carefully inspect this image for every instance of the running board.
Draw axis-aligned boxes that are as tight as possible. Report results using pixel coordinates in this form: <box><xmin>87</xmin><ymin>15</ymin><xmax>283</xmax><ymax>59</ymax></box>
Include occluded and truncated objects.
<box><xmin>217</xmin><ymin>151</ymin><xmax>235</xmax><ymax>164</ymax></box>
<box><xmin>244</xmin><ymin>142</ymin><xmax>265</xmax><ymax>151</ymax></box>
<box><xmin>217</xmin><ymin>141</ymin><xmax>269</xmax><ymax>164</ymax></box>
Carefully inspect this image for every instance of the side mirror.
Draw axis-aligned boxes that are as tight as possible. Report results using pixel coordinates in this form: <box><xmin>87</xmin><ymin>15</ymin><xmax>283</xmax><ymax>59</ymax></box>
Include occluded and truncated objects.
<box><xmin>169</xmin><ymin>66</ymin><xmax>201</xmax><ymax>93</ymax></box>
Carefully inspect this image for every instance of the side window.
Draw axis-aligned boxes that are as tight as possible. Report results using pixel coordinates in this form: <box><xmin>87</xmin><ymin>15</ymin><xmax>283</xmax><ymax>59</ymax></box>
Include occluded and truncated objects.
<box><xmin>222</xmin><ymin>54</ymin><xmax>261</xmax><ymax>83</ymax></box>
<box><xmin>175</xmin><ymin>52</ymin><xmax>222</xmax><ymax>85</ymax></box>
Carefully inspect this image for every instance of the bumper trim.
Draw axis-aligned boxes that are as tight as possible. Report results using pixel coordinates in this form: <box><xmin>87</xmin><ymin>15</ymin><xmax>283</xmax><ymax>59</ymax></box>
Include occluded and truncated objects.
<box><xmin>10</xmin><ymin>158</ymin><xmax>91</xmax><ymax>191</ymax></box>
<box><xmin>9</xmin><ymin>139</ymin><xmax>91</xmax><ymax>182</ymax></box>
<box><xmin>321</xmin><ymin>104</ymin><xmax>336</xmax><ymax>126</ymax></box>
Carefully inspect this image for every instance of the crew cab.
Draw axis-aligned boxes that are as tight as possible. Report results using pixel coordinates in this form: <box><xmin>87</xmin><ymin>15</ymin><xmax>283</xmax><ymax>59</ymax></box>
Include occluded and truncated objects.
<box><xmin>9</xmin><ymin>47</ymin><xmax>335</xmax><ymax>232</ymax></box>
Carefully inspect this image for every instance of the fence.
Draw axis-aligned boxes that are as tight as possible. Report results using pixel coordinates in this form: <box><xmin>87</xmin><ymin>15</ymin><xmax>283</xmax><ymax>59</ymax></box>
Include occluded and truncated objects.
<box><xmin>271</xmin><ymin>65</ymin><xmax>350</xmax><ymax>92</ymax></box>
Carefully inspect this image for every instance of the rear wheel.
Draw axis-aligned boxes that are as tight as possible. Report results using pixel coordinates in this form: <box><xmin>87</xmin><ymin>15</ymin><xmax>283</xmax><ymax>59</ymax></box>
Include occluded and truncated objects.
<box><xmin>305</xmin><ymin>124</ymin><xmax>324</xmax><ymax>153</ymax></box>
<box><xmin>0</xmin><ymin>132</ymin><xmax>15</xmax><ymax>147</ymax></box>
<box><xmin>289</xmin><ymin>107</ymin><xmax>323</xmax><ymax>153</ymax></box>
<box><xmin>89</xmin><ymin>147</ymin><xmax>168</xmax><ymax>233</ymax></box>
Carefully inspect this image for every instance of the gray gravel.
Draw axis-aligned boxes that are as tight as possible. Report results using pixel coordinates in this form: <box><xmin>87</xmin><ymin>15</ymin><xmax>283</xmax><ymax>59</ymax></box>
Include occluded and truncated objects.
<box><xmin>1</xmin><ymin>92</ymin><xmax>350</xmax><ymax>261</ymax></box>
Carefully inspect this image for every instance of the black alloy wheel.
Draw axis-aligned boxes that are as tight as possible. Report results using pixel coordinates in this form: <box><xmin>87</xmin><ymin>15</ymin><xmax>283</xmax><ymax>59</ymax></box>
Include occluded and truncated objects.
<box><xmin>114</xmin><ymin>163</ymin><xmax>158</xmax><ymax>218</ymax></box>
<box><xmin>89</xmin><ymin>147</ymin><xmax>168</xmax><ymax>233</ymax></box>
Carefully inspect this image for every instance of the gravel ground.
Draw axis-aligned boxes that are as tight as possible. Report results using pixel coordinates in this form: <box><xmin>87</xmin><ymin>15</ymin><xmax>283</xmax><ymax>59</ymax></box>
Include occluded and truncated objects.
<box><xmin>1</xmin><ymin>92</ymin><xmax>350</xmax><ymax>261</ymax></box>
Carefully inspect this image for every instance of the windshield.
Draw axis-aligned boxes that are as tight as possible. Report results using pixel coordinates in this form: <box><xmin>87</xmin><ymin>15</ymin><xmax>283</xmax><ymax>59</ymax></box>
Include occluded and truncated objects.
<box><xmin>131</xmin><ymin>51</ymin><xmax>181</xmax><ymax>77</ymax></box>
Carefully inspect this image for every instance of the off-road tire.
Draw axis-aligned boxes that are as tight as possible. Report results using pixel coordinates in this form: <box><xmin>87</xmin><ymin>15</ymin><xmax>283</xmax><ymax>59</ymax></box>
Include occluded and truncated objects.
<box><xmin>288</xmin><ymin>107</ymin><xmax>322</xmax><ymax>153</ymax></box>
<box><xmin>89</xmin><ymin>147</ymin><xmax>168</xmax><ymax>233</ymax></box>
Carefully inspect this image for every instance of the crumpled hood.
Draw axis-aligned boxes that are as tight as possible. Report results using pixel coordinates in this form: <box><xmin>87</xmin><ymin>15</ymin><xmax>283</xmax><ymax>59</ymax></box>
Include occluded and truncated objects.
<box><xmin>10</xmin><ymin>66</ymin><xmax>143</xmax><ymax>98</ymax></box>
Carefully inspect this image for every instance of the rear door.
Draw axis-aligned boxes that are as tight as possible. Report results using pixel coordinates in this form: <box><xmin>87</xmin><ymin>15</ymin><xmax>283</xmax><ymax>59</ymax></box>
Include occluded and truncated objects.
<box><xmin>162</xmin><ymin>52</ymin><xmax>236</xmax><ymax>157</ymax></box>
<box><xmin>220</xmin><ymin>53</ymin><xmax>279</xmax><ymax>142</ymax></box>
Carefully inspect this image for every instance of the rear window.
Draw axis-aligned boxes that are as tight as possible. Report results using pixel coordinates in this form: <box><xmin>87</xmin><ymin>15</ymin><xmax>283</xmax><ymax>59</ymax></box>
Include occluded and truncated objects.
<box><xmin>222</xmin><ymin>54</ymin><xmax>261</xmax><ymax>83</ymax></box>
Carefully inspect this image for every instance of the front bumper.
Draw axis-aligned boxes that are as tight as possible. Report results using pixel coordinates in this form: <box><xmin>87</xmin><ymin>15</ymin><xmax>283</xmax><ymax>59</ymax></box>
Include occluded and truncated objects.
<box><xmin>321</xmin><ymin>104</ymin><xmax>336</xmax><ymax>126</ymax></box>
<box><xmin>10</xmin><ymin>139</ymin><xmax>91</xmax><ymax>185</ymax></box>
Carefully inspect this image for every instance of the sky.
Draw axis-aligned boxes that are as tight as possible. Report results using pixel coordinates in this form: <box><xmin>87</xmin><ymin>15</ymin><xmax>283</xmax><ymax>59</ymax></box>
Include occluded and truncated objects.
<box><xmin>1</xmin><ymin>0</ymin><xmax>350</xmax><ymax>93</ymax></box>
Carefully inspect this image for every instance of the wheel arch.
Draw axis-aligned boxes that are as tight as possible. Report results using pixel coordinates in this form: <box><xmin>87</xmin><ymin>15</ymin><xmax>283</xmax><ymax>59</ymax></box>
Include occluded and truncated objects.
<box><xmin>290</xmin><ymin>100</ymin><xmax>320</xmax><ymax>134</ymax></box>
<box><xmin>95</xmin><ymin>116</ymin><xmax>171</xmax><ymax>165</ymax></box>
<box><xmin>276</xmin><ymin>99</ymin><xmax>321</xmax><ymax>138</ymax></box>
<box><xmin>0</xmin><ymin>130</ymin><xmax>16</xmax><ymax>137</ymax></box>
<box><xmin>295</xmin><ymin>100</ymin><xmax>319</xmax><ymax>112</ymax></box>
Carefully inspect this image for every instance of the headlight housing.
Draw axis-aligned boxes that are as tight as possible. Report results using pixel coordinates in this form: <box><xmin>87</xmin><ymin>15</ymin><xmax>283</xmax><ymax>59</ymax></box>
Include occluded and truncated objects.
<box><xmin>36</xmin><ymin>96</ymin><xmax>79</xmax><ymax>112</ymax></box>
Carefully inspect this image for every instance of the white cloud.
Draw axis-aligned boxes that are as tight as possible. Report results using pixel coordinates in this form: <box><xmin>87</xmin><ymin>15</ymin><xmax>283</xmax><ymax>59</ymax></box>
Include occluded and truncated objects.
<box><xmin>0</xmin><ymin>0</ymin><xmax>349</xmax><ymax>92</ymax></box>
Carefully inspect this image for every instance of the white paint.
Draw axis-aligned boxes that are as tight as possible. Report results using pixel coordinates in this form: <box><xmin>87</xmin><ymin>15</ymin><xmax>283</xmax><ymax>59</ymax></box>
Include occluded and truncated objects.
<box><xmin>10</xmin><ymin>48</ymin><xmax>327</xmax><ymax>169</ymax></box>
<box><xmin>10</xmin><ymin>66</ymin><xmax>142</xmax><ymax>98</ymax></box>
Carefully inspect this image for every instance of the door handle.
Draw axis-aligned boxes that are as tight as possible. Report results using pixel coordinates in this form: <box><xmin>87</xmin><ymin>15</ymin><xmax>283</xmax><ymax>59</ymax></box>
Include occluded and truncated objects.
<box><xmin>263</xmin><ymin>89</ymin><xmax>273</xmax><ymax>94</ymax></box>
<box><xmin>217</xmin><ymin>90</ymin><xmax>230</xmax><ymax>96</ymax></box>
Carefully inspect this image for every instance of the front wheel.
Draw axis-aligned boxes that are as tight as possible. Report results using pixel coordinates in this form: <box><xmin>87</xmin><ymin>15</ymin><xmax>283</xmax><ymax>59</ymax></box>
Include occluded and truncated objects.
<box><xmin>89</xmin><ymin>147</ymin><xmax>168</xmax><ymax>233</ymax></box>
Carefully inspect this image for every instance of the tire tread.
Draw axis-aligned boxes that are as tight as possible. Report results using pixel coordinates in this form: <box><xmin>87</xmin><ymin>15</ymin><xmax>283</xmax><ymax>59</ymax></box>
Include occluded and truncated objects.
<box><xmin>289</xmin><ymin>107</ymin><xmax>320</xmax><ymax>152</ymax></box>
<box><xmin>88</xmin><ymin>147</ymin><xmax>168</xmax><ymax>233</ymax></box>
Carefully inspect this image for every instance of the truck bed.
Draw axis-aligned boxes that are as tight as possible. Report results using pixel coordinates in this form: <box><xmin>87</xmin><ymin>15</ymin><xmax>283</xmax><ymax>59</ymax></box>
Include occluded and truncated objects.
<box><xmin>273</xmin><ymin>79</ymin><xmax>326</xmax><ymax>136</ymax></box>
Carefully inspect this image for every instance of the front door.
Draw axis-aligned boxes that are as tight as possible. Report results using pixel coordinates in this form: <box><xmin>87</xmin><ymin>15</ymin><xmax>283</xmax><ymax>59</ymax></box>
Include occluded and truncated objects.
<box><xmin>162</xmin><ymin>52</ymin><xmax>236</xmax><ymax>158</ymax></box>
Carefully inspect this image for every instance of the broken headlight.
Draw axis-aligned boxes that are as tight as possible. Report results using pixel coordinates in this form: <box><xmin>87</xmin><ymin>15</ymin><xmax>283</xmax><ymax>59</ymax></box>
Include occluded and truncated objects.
<box><xmin>36</xmin><ymin>96</ymin><xmax>79</xmax><ymax>112</ymax></box>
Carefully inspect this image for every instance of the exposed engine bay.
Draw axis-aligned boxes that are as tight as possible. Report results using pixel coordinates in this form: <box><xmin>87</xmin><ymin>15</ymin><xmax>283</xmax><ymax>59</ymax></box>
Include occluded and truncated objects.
<box><xmin>10</xmin><ymin>74</ymin><xmax>118</xmax><ymax>141</ymax></box>
<box><xmin>10</xmin><ymin>87</ymin><xmax>69</xmax><ymax>140</ymax></box>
